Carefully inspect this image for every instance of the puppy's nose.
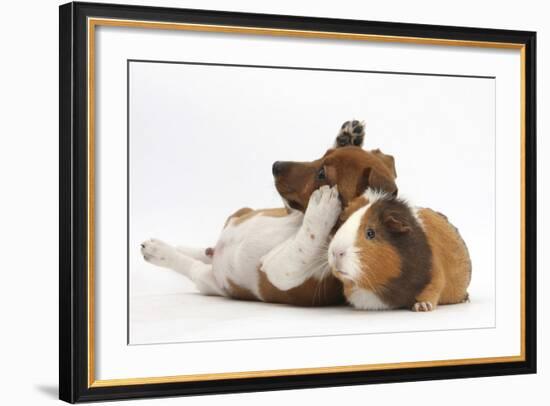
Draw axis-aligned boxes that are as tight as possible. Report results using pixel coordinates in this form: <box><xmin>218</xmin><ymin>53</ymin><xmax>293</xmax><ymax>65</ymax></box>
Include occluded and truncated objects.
<box><xmin>272</xmin><ymin>161</ymin><xmax>287</xmax><ymax>177</ymax></box>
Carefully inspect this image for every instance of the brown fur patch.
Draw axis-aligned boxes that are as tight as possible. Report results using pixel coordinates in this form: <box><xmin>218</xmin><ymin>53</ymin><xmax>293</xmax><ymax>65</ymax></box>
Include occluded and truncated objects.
<box><xmin>417</xmin><ymin>209</ymin><xmax>471</xmax><ymax>305</ymax></box>
<box><xmin>227</xmin><ymin>279</ymin><xmax>259</xmax><ymax>301</ymax></box>
<box><xmin>223</xmin><ymin>207</ymin><xmax>254</xmax><ymax>228</ymax></box>
<box><xmin>356</xmin><ymin>235</ymin><xmax>402</xmax><ymax>289</ymax></box>
<box><xmin>258</xmin><ymin>270</ymin><xmax>345</xmax><ymax>307</ymax></box>
<box><xmin>273</xmin><ymin>147</ymin><xmax>398</xmax><ymax>213</ymax></box>
<box><xmin>230</xmin><ymin>208</ymin><xmax>290</xmax><ymax>227</ymax></box>
<box><xmin>324</xmin><ymin>148</ymin><xmax>398</xmax><ymax>205</ymax></box>
<box><xmin>370</xmin><ymin>148</ymin><xmax>397</xmax><ymax>178</ymax></box>
<box><xmin>340</xmin><ymin>196</ymin><xmax>368</xmax><ymax>223</ymax></box>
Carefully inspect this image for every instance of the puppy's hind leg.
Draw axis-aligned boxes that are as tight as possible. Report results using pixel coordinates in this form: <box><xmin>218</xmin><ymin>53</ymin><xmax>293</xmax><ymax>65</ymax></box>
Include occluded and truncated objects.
<box><xmin>141</xmin><ymin>239</ymin><xmax>224</xmax><ymax>296</ymax></box>
<box><xmin>186</xmin><ymin>262</ymin><xmax>225</xmax><ymax>297</ymax></box>
<box><xmin>176</xmin><ymin>245</ymin><xmax>213</xmax><ymax>264</ymax></box>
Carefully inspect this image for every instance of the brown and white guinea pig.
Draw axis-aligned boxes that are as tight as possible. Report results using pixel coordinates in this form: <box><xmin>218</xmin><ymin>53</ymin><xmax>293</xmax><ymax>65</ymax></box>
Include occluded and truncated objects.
<box><xmin>328</xmin><ymin>189</ymin><xmax>471</xmax><ymax>311</ymax></box>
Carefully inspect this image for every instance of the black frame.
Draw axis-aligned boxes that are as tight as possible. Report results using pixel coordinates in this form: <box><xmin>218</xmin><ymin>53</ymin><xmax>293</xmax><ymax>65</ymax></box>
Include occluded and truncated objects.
<box><xmin>59</xmin><ymin>1</ymin><xmax>537</xmax><ymax>403</ymax></box>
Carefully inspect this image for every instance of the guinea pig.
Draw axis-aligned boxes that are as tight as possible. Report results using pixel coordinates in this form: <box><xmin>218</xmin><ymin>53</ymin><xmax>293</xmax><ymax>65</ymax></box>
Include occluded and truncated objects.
<box><xmin>328</xmin><ymin>189</ymin><xmax>471</xmax><ymax>311</ymax></box>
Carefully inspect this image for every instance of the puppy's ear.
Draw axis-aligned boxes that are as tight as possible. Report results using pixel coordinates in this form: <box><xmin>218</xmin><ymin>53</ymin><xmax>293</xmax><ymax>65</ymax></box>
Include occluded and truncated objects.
<box><xmin>334</xmin><ymin>120</ymin><xmax>365</xmax><ymax>148</ymax></box>
<box><xmin>370</xmin><ymin>149</ymin><xmax>397</xmax><ymax>178</ymax></box>
<box><xmin>382</xmin><ymin>212</ymin><xmax>411</xmax><ymax>234</ymax></box>
<box><xmin>322</xmin><ymin>148</ymin><xmax>335</xmax><ymax>158</ymax></box>
<box><xmin>358</xmin><ymin>167</ymin><xmax>398</xmax><ymax>196</ymax></box>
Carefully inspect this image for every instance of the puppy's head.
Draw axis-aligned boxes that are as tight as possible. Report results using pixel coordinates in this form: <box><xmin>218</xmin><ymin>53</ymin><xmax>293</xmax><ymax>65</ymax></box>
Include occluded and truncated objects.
<box><xmin>272</xmin><ymin>146</ymin><xmax>397</xmax><ymax>212</ymax></box>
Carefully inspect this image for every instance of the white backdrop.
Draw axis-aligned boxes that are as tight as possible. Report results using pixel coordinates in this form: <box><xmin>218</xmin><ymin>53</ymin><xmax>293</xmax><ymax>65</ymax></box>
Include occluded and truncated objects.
<box><xmin>129</xmin><ymin>60</ymin><xmax>496</xmax><ymax>343</ymax></box>
<box><xmin>0</xmin><ymin>0</ymin><xmax>547</xmax><ymax>405</ymax></box>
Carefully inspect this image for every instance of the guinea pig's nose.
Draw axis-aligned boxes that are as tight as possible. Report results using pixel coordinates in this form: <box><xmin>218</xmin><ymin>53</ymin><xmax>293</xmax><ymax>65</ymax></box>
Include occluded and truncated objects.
<box><xmin>272</xmin><ymin>161</ymin><xmax>287</xmax><ymax>177</ymax></box>
<box><xmin>332</xmin><ymin>250</ymin><xmax>346</xmax><ymax>262</ymax></box>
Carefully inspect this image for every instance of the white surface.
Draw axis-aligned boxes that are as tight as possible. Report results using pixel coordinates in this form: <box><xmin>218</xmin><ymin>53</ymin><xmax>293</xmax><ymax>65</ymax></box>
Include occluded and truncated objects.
<box><xmin>94</xmin><ymin>12</ymin><xmax>521</xmax><ymax>380</ymax></box>
<box><xmin>131</xmin><ymin>293</ymin><xmax>488</xmax><ymax>343</ymax></box>
<box><xmin>0</xmin><ymin>0</ymin><xmax>547</xmax><ymax>405</ymax></box>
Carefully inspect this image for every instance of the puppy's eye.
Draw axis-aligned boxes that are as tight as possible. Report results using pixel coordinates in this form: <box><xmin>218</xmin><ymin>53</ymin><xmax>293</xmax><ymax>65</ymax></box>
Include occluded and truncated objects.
<box><xmin>365</xmin><ymin>228</ymin><xmax>376</xmax><ymax>240</ymax></box>
<box><xmin>317</xmin><ymin>167</ymin><xmax>326</xmax><ymax>180</ymax></box>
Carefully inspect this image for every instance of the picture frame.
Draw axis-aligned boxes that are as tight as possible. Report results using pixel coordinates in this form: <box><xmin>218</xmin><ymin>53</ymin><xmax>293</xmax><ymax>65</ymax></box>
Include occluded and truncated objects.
<box><xmin>59</xmin><ymin>1</ymin><xmax>537</xmax><ymax>403</ymax></box>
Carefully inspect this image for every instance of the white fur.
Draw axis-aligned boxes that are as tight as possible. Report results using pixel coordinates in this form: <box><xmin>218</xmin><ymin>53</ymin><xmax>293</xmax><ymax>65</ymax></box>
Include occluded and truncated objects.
<box><xmin>328</xmin><ymin>189</ymin><xmax>388</xmax><ymax>281</ymax></box>
<box><xmin>347</xmin><ymin>287</ymin><xmax>390</xmax><ymax>310</ymax></box>
<box><xmin>262</xmin><ymin>185</ymin><xmax>341</xmax><ymax>291</ymax></box>
<box><xmin>176</xmin><ymin>246</ymin><xmax>212</xmax><ymax>264</ymax></box>
<box><xmin>328</xmin><ymin>204</ymin><xmax>367</xmax><ymax>281</ymax></box>
<box><xmin>212</xmin><ymin>209</ymin><xmax>303</xmax><ymax>299</ymax></box>
<box><xmin>412</xmin><ymin>206</ymin><xmax>424</xmax><ymax>229</ymax></box>
<box><xmin>362</xmin><ymin>188</ymin><xmax>389</xmax><ymax>206</ymax></box>
<box><xmin>141</xmin><ymin>239</ymin><xmax>225</xmax><ymax>296</ymax></box>
<box><xmin>141</xmin><ymin>185</ymin><xmax>342</xmax><ymax>299</ymax></box>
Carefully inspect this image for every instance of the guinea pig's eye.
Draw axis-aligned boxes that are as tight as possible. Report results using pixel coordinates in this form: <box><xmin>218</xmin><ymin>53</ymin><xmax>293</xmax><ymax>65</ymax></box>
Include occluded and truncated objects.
<box><xmin>317</xmin><ymin>167</ymin><xmax>326</xmax><ymax>181</ymax></box>
<box><xmin>365</xmin><ymin>228</ymin><xmax>376</xmax><ymax>240</ymax></box>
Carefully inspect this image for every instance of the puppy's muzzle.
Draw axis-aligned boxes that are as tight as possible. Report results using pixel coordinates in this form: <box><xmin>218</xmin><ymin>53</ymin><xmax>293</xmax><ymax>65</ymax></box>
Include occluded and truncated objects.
<box><xmin>272</xmin><ymin>161</ymin><xmax>291</xmax><ymax>177</ymax></box>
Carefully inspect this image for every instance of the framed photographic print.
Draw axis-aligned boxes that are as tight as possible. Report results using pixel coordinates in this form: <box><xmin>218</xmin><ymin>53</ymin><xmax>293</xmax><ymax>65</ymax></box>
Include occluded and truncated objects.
<box><xmin>59</xmin><ymin>1</ymin><xmax>537</xmax><ymax>403</ymax></box>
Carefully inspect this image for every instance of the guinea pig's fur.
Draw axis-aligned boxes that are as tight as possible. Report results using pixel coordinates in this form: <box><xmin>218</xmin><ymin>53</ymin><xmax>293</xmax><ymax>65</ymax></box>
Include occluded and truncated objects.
<box><xmin>328</xmin><ymin>189</ymin><xmax>471</xmax><ymax>311</ymax></box>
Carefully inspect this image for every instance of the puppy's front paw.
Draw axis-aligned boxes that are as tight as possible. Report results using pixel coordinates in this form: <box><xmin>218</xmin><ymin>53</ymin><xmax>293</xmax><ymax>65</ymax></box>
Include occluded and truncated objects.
<box><xmin>141</xmin><ymin>238</ymin><xmax>177</xmax><ymax>268</ymax></box>
<box><xmin>305</xmin><ymin>185</ymin><xmax>342</xmax><ymax>232</ymax></box>
<box><xmin>335</xmin><ymin>120</ymin><xmax>365</xmax><ymax>148</ymax></box>
<box><xmin>412</xmin><ymin>301</ymin><xmax>434</xmax><ymax>312</ymax></box>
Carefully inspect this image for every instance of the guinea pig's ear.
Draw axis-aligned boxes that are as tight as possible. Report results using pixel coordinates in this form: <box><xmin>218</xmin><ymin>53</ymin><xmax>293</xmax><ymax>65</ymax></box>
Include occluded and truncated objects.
<box><xmin>370</xmin><ymin>149</ymin><xmax>397</xmax><ymax>179</ymax></box>
<box><xmin>334</xmin><ymin>120</ymin><xmax>365</xmax><ymax>148</ymax></box>
<box><xmin>382</xmin><ymin>211</ymin><xmax>411</xmax><ymax>234</ymax></box>
<box><xmin>358</xmin><ymin>167</ymin><xmax>398</xmax><ymax>196</ymax></box>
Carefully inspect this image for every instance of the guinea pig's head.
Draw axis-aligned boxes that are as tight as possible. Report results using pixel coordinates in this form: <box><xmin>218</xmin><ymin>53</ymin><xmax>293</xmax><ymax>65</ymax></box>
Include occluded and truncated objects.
<box><xmin>328</xmin><ymin>190</ymin><xmax>431</xmax><ymax>305</ymax></box>
<box><xmin>272</xmin><ymin>147</ymin><xmax>397</xmax><ymax>212</ymax></box>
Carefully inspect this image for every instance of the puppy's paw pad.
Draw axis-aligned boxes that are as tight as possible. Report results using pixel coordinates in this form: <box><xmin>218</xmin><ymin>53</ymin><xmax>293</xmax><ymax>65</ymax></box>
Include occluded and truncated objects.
<box><xmin>141</xmin><ymin>239</ymin><xmax>174</xmax><ymax>267</ymax></box>
<box><xmin>335</xmin><ymin>120</ymin><xmax>365</xmax><ymax>147</ymax></box>
<box><xmin>412</xmin><ymin>301</ymin><xmax>434</xmax><ymax>312</ymax></box>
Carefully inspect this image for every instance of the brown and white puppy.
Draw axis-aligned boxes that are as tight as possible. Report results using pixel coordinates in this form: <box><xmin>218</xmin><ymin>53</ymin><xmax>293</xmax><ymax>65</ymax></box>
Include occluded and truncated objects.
<box><xmin>141</xmin><ymin>122</ymin><xmax>398</xmax><ymax>306</ymax></box>
<box><xmin>328</xmin><ymin>190</ymin><xmax>471</xmax><ymax>311</ymax></box>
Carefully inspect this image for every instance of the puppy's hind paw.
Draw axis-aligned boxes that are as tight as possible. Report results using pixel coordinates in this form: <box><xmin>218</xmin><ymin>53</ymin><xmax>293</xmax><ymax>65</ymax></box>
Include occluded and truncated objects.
<box><xmin>335</xmin><ymin>120</ymin><xmax>365</xmax><ymax>148</ymax></box>
<box><xmin>412</xmin><ymin>301</ymin><xmax>434</xmax><ymax>312</ymax></box>
<box><xmin>141</xmin><ymin>238</ymin><xmax>177</xmax><ymax>268</ymax></box>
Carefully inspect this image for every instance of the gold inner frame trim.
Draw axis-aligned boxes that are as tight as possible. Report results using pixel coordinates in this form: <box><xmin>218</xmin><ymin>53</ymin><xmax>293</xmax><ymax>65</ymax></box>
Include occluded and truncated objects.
<box><xmin>87</xmin><ymin>17</ymin><xmax>527</xmax><ymax>388</ymax></box>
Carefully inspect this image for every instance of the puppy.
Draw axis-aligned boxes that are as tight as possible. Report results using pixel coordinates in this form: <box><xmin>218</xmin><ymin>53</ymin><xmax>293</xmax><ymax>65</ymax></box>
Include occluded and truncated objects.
<box><xmin>328</xmin><ymin>190</ymin><xmax>471</xmax><ymax>311</ymax></box>
<box><xmin>141</xmin><ymin>122</ymin><xmax>398</xmax><ymax>306</ymax></box>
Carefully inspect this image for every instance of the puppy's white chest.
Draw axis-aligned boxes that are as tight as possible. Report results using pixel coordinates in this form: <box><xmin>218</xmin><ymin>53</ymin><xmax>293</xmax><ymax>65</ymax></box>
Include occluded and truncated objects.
<box><xmin>347</xmin><ymin>288</ymin><xmax>390</xmax><ymax>310</ymax></box>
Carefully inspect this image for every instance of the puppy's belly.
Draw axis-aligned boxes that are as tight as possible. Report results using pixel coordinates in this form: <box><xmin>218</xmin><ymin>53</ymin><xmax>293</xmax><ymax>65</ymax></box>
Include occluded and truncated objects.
<box><xmin>212</xmin><ymin>211</ymin><xmax>303</xmax><ymax>300</ymax></box>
